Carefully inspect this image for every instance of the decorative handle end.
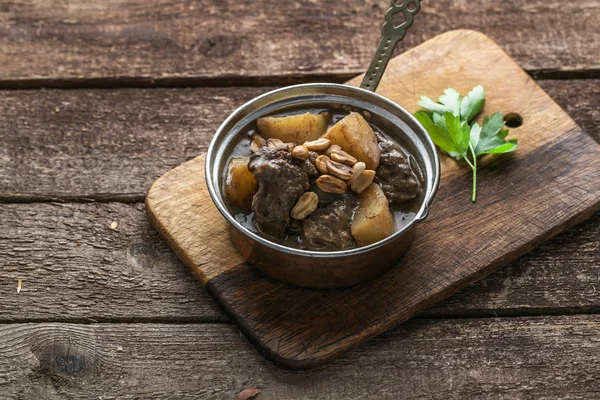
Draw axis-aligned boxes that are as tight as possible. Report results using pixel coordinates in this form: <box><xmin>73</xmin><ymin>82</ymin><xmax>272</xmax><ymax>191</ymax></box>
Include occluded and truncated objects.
<box><xmin>360</xmin><ymin>0</ymin><xmax>421</xmax><ymax>92</ymax></box>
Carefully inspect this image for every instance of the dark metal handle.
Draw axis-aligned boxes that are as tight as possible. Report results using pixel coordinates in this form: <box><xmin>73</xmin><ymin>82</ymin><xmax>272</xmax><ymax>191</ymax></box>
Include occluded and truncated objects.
<box><xmin>361</xmin><ymin>0</ymin><xmax>421</xmax><ymax>91</ymax></box>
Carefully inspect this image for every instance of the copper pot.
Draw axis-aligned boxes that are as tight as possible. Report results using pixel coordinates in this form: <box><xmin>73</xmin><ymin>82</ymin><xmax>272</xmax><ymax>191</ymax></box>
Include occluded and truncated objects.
<box><xmin>205</xmin><ymin>83</ymin><xmax>440</xmax><ymax>288</ymax></box>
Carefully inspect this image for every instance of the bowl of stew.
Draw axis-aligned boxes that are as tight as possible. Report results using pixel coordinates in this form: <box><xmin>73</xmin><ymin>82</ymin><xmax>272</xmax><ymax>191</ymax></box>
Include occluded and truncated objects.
<box><xmin>206</xmin><ymin>83</ymin><xmax>439</xmax><ymax>288</ymax></box>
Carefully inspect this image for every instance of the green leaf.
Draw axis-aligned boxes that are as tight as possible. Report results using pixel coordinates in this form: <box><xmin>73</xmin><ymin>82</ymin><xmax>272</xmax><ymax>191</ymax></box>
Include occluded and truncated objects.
<box><xmin>469</xmin><ymin>122</ymin><xmax>481</xmax><ymax>149</ymax></box>
<box><xmin>481</xmin><ymin>112</ymin><xmax>504</xmax><ymax>136</ymax></box>
<box><xmin>432</xmin><ymin>111</ymin><xmax>445</xmax><ymax>128</ymax></box>
<box><xmin>474</xmin><ymin>112</ymin><xmax>510</xmax><ymax>155</ymax></box>
<box><xmin>418</xmin><ymin>96</ymin><xmax>449</xmax><ymax>115</ymax></box>
<box><xmin>447</xmin><ymin>151</ymin><xmax>463</xmax><ymax>160</ymax></box>
<box><xmin>415</xmin><ymin>86</ymin><xmax>518</xmax><ymax>203</ymax></box>
<box><xmin>444</xmin><ymin>112</ymin><xmax>470</xmax><ymax>155</ymax></box>
<box><xmin>460</xmin><ymin>85</ymin><xmax>485</xmax><ymax>122</ymax></box>
<box><xmin>432</xmin><ymin>113</ymin><xmax>462</xmax><ymax>159</ymax></box>
<box><xmin>414</xmin><ymin>111</ymin><xmax>458</xmax><ymax>154</ymax></box>
<box><xmin>438</xmin><ymin>88</ymin><xmax>461</xmax><ymax>116</ymax></box>
<box><xmin>482</xmin><ymin>140</ymin><xmax>518</xmax><ymax>154</ymax></box>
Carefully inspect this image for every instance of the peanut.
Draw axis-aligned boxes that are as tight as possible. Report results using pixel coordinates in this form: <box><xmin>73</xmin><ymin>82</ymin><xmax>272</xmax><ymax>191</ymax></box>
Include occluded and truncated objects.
<box><xmin>324</xmin><ymin>144</ymin><xmax>342</xmax><ymax>157</ymax></box>
<box><xmin>290</xmin><ymin>192</ymin><xmax>319</xmax><ymax>220</ymax></box>
<box><xmin>266</xmin><ymin>138</ymin><xmax>286</xmax><ymax>149</ymax></box>
<box><xmin>316</xmin><ymin>175</ymin><xmax>347</xmax><ymax>194</ymax></box>
<box><xmin>315</xmin><ymin>155</ymin><xmax>330</xmax><ymax>174</ymax></box>
<box><xmin>304</xmin><ymin>138</ymin><xmax>331</xmax><ymax>151</ymax></box>
<box><xmin>250</xmin><ymin>134</ymin><xmax>266</xmax><ymax>152</ymax></box>
<box><xmin>330</xmin><ymin>148</ymin><xmax>358</xmax><ymax>166</ymax></box>
<box><xmin>326</xmin><ymin>159</ymin><xmax>354</xmax><ymax>180</ymax></box>
<box><xmin>347</xmin><ymin>161</ymin><xmax>366</xmax><ymax>185</ymax></box>
<box><xmin>291</xmin><ymin>145</ymin><xmax>309</xmax><ymax>160</ymax></box>
<box><xmin>308</xmin><ymin>151</ymin><xmax>319</xmax><ymax>165</ymax></box>
<box><xmin>350</xmin><ymin>170</ymin><xmax>376</xmax><ymax>194</ymax></box>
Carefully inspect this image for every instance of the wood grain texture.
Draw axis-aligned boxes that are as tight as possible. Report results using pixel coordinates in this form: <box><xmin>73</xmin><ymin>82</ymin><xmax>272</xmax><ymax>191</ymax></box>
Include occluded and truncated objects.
<box><xmin>147</xmin><ymin>30</ymin><xmax>600</xmax><ymax>368</ymax></box>
<box><xmin>1</xmin><ymin>202</ymin><xmax>598</xmax><ymax>322</ymax></box>
<box><xmin>0</xmin><ymin>0</ymin><xmax>598</xmax><ymax>86</ymax></box>
<box><xmin>0</xmin><ymin>86</ymin><xmax>266</xmax><ymax>201</ymax></box>
<box><xmin>538</xmin><ymin>80</ymin><xmax>600</xmax><ymax>143</ymax></box>
<box><xmin>146</xmin><ymin>153</ymin><xmax>244</xmax><ymax>285</ymax></box>
<box><xmin>0</xmin><ymin>0</ymin><xmax>596</xmax><ymax>396</ymax></box>
<box><xmin>0</xmin><ymin>202</ymin><xmax>225</xmax><ymax>322</ymax></box>
<box><xmin>0</xmin><ymin>80</ymin><xmax>598</xmax><ymax>201</ymax></box>
<box><xmin>1</xmin><ymin>317</ymin><xmax>599</xmax><ymax>399</ymax></box>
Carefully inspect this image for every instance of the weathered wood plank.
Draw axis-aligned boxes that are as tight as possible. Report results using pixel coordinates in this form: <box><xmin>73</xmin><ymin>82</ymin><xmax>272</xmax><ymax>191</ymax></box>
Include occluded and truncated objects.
<box><xmin>1</xmin><ymin>202</ymin><xmax>598</xmax><ymax>322</ymax></box>
<box><xmin>539</xmin><ymin>80</ymin><xmax>600</xmax><ymax>141</ymax></box>
<box><xmin>0</xmin><ymin>86</ymin><xmax>267</xmax><ymax>200</ymax></box>
<box><xmin>0</xmin><ymin>202</ymin><xmax>225</xmax><ymax>322</ymax></box>
<box><xmin>1</xmin><ymin>80</ymin><xmax>598</xmax><ymax>200</ymax></box>
<box><xmin>0</xmin><ymin>316</ymin><xmax>599</xmax><ymax>399</ymax></box>
<box><xmin>425</xmin><ymin>210</ymin><xmax>600</xmax><ymax>318</ymax></box>
<box><xmin>0</xmin><ymin>0</ymin><xmax>598</xmax><ymax>86</ymax></box>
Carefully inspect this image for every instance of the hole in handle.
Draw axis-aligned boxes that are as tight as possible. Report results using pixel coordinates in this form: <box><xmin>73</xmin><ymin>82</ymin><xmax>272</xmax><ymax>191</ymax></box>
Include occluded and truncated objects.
<box><xmin>391</xmin><ymin>11</ymin><xmax>407</xmax><ymax>28</ymax></box>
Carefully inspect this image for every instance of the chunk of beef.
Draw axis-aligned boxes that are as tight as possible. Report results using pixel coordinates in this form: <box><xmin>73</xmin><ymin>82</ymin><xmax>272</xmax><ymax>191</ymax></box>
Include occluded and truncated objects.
<box><xmin>302</xmin><ymin>159</ymin><xmax>319</xmax><ymax>178</ymax></box>
<box><xmin>302</xmin><ymin>196</ymin><xmax>358</xmax><ymax>251</ymax></box>
<box><xmin>248</xmin><ymin>145</ymin><xmax>309</xmax><ymax>237</ymax></box>
<box><xmin>376</xmin><ymin>134</ymin><xmax>422</xmax><ymax>204</ymax></box>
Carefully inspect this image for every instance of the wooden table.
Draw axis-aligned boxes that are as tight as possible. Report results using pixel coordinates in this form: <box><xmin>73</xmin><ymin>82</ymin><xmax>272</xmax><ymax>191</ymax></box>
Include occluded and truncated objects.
<box><xmin>1</xmin><ymin>1</ymin><xmax>598</xmax><ymax>398</ymax></box>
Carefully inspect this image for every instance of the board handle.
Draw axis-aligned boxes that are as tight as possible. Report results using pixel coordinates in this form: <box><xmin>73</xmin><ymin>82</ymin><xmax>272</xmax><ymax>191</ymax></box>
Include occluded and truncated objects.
<box><xmin>361</xmin><ymin>0</ymin><xmax>421</xmax><ymax>92</ymax></box>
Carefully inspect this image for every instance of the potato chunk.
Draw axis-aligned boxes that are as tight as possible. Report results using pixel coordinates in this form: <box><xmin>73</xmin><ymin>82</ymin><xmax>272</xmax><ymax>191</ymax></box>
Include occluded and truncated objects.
<box><xmin>351</xmin><ymin>183</ymin><xmax>394</xmax><ymax>246</ymax></box>
<box><xmin>225</xmin><ymin>157</ymin><xmax>257</xmax><ymax>211</ymax></box>
<box><xmin>324</xmin><ymin>112</ymin><xmax>380</xmax><ymax>170</ymax></box>
<box><xmin>256</xmin><ymin>112</ymin><xmax>331</xmax><ymax>144</ymax></box>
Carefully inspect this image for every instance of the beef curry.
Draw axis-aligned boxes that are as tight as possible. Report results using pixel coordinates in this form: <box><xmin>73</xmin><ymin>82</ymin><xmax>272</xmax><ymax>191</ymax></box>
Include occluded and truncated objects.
<box><xmin>223</xmin><ymin>109</ymin><xmax>424</xmax><ymax>251</ymax></box>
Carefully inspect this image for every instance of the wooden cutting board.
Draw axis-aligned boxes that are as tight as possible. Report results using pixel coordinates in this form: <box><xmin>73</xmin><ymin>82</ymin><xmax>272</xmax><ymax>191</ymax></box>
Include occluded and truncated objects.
<box><xmin>146</xmin><ymin>30</ymin><xmax>600</xmax><ymax>370</ymax></box>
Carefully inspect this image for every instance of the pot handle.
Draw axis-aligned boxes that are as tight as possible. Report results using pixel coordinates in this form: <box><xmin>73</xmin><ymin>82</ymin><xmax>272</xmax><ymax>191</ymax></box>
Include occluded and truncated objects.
<box><xmin>360</xmin><ymin>0</ymin><xmax>421</xmax><ymax>92</ymax></box>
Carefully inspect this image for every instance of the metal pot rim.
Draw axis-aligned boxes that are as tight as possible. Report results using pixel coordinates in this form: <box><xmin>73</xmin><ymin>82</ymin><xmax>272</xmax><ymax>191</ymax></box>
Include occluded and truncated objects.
<box><xmin>205</xmin><ymin>83</ymin><xmax>440</xmax><ymax>258</ymax></box>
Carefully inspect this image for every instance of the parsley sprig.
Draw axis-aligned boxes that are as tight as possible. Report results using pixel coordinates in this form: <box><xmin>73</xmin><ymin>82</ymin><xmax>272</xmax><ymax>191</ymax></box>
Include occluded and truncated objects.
<box><xmin>414</xmin><ymin>86</ymin><xmax>518</xmax><ymax>202</ymax></box>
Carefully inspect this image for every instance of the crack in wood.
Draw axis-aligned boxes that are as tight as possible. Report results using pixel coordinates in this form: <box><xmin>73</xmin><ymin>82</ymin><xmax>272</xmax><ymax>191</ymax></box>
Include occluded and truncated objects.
<box><xmin>0</xmin><ymin>69</ymin><xmax>597</xmax><ymax>90</ymax></box>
